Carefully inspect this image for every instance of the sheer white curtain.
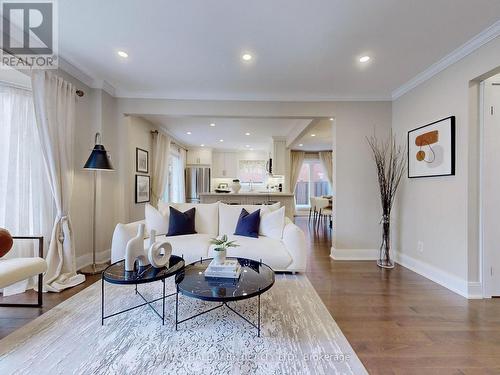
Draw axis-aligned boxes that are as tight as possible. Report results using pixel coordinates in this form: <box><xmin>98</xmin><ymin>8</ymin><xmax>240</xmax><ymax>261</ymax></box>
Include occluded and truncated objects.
<box><xmin>152</xmin><ymin>132</ymin><xmax>171</xmax><ymax>206</ymax></box>
<box><xmin>169</xmin><ymin>146</ymin><xmax>186</xmax><ymax>203</ymax></box>
<box><xmin>0</xmin><ymin>84</ymin><xmax>54</xmax><ymax>296</ymax></box>
<box><xmin>319</xmin><ymin>151</ymin><xmax>333</xmax><ymax>187</ymax></box>
<box><xmin>31</xmin><ymin>71</ymin><xmax>85</xmax><ymax>292</ymax></box>
<box><xmin>290</xmin><ymin>151</ymin><xmax>305</xmax><ymax>193</ymax></box>
<box><xmin>178</xmin><ymin>148</ymin><xmax>186</xmax><ymax>203</ymax></box>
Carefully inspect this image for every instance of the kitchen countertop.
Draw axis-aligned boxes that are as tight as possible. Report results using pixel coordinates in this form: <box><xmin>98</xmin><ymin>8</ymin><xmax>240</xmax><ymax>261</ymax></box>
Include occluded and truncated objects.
<box><xmin>200</xmin><ymin>192</ymin><xmax>294</xmax><ymax>196</ymax></box>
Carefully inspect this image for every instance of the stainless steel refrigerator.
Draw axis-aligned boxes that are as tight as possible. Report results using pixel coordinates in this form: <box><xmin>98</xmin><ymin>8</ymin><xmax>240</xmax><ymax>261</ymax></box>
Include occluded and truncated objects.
<box><xmin>185</xmin><ymin>166</ymin><xmax>211</xmax><ymax>203</ymax></box>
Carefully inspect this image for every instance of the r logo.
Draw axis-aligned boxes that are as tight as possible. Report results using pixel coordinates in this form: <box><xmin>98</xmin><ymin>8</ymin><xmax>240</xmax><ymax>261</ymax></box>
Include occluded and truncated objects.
<box><xmin>2</xmin><ymin>2</ymin><xmax>53</xmax><ymax>55</ymax></box>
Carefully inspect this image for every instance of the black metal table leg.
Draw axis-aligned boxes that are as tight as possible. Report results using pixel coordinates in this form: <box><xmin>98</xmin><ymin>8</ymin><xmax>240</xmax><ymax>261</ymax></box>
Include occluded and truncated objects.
<box><xmin>175</xmin><ymin>284</ymin><xmax>179</xmax><ymax>331</ymax></box>
<box><xmin>101</xmin><ymin>277</ymin><xmax>104</xmax><ymax>326</ymax></box>
<box><xmin>162</xmin><ymin>280</ymin><xmax>166</xmax><ymax>325</ymax></box>
<box><xmin>258</xmin><ymin>293</ymin><xmax>261</xmax><ymax>337</ymax></box>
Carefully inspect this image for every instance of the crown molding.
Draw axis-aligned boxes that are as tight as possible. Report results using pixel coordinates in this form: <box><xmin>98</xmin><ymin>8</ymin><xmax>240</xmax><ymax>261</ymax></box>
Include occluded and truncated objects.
<box><xmin>58</xmin><ymin>57</ymin><xmax>116</xmax><ymax>97</ymax></box>
<box><xmin>113</xmin><ymin>89</ymin><xmax>391</xmax><ymax>102</ymax></box>
<box><xmin>392</xmin><ymin>20</ymin><xmax>500</xmax><ymax>100</ymax></box>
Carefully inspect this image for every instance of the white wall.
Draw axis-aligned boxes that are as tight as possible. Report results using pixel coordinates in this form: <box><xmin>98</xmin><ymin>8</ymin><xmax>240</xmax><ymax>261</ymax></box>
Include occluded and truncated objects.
<box><xmin>125</xmin><ymin>116</ymin><xmax>156</xmax><ymax>222</ymax></box>
<box><xmin>118</xmin><ymin>98</ymin><xmax>392</xmax><ymax>253</ymax></box>
<box><xmin>56</xmin><ymin>69</ymin><xmax>98</xmax><ymax>263</ymax></box>
<box><xmin>56</xmin><ymin>69</ymin><xmax>123</xmax><ymax>268</ymax></box>
<box><xmin>392</xmin><ymin>36</ymin><xmax>500</xmax><ymax>297</ymax></box>
<box><xmin>333</xmin><ymin>103</ymin><xmax>392</xmax><ymax>250</ymax></box>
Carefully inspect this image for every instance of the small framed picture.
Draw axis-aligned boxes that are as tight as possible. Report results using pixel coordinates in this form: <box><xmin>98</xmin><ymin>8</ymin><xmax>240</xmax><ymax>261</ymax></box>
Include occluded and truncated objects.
<box><xmin>135</xmin><ymin>175</ymin><xmax>150</xmax><ymax>203</ymax></box>
<box><xmin>408</xmin><ymin>116</ymin><xmax>455</xmax><ymax>178</ymax></box>
<box><xmin>136</xmin><ymin>148</ymin><xmax>149</xmax><ymax>173</ymax></box>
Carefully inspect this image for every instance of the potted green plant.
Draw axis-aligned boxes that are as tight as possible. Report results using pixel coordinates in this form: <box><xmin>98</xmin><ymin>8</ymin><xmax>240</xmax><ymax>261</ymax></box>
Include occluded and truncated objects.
<box><xmin>210</xmin><ymin>234</ymin><xmax>239</xmax><ymax>264</ymax></box>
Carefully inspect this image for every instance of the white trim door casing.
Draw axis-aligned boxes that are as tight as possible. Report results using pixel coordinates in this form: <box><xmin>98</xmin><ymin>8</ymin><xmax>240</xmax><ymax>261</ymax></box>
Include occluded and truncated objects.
<box><xmin>481</xmin><ymin>77</ymin><xmax>500</xmax><ymax>298</ymax></box>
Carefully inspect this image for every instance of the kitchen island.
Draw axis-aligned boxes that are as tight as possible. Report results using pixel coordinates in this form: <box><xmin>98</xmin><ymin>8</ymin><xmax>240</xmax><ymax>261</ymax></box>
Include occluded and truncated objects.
<box><xmin>199</xmin><ymin>192</ymin><xmax>295</xmax><ymax>218</ymax></box>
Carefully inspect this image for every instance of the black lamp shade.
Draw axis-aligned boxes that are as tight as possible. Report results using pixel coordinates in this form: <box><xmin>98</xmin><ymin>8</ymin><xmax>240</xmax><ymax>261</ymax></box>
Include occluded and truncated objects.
<box><xmin>84</xmin><ymin>144</ymin><xmax>114</xmax><ymax>170</ymax></box>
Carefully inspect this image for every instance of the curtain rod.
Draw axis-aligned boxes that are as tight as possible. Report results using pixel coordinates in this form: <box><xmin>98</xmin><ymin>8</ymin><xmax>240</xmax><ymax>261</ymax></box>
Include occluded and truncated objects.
<box><xmin>1</xmin><ymin>79</ymin><xmax>85</xmax><ymax>97</ymax></box>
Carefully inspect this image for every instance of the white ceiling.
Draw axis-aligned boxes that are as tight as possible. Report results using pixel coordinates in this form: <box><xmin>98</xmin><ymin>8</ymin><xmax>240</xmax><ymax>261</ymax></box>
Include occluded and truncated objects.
<box><xmin>141</xmin><ymin>116</ymin><xmax>312</xmax><ymax>151</ymax></box>
<box><xmin>291</xmin><ymin>119</ymin><xmax>333</xmax><ymax>151</ymax></box>
<box><xmin>58</xmin><ymin>0</ymin><xmax>500</xmax><ymax>100</ymax></box>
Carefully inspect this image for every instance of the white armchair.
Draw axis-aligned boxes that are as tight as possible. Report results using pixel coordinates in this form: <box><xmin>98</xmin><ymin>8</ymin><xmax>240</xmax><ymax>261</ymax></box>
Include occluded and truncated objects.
<box><xmin>0</xmin><ymin>236</ymin><xmax>47</xmax><ymax>307</ymax></box>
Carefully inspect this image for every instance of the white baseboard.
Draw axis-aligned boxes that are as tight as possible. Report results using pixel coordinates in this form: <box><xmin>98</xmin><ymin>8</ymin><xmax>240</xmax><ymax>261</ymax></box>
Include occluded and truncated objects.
<box><xmin>330</xmin><ymin>247</ymin><xmax>379</xmax><ymax>260</ymax></box>
<box><xmin>76</xmin><ymin>249</ymin><xmax>111</xmax><ymax>271</ymax></box>
<box><xmin>329</xmin><ymin>248</ymin><xmax>484</xmax><ymax>299</ymax></box>
<box><xmin>394</xmin><ymin>252</ymin><xmax>482</xmax><ymax>299</ymax></box>
<box><xmin>467</xmin><ymin>282</ymin><xmax>484</xmax><ymax>299</ymax></box>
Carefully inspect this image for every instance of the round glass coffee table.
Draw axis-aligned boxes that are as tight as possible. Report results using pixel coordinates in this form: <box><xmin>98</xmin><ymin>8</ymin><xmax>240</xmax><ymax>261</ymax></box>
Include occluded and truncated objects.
<box><xmin>174</xmin><ymin>257</ymin><xmax>275</xmax><ymax>337</ymax></box>
<box><xmin>101</xmin><ymin>255</ymin><xmax>185</xmax><ymax>325</ymax></box>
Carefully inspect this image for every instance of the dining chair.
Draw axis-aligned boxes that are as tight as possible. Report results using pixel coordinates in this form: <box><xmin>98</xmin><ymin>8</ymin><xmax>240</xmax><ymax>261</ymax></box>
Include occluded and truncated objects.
<box><xmin>309</xmin><ymin>197</ymin><xmax>318</xmax><ymax>223</ymax></box>
<box><xmin>315</xmin><ymin>197</ymin><xmax>331</xmax><ymax>229</ymax></box>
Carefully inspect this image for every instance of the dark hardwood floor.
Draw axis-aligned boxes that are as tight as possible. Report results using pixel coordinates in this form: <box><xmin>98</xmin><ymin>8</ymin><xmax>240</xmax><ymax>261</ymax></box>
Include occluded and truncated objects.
<box><xmin>0</xmin><ymin>274</ymin><xmax>100</xmax><ymax>339</ymax></box>
<box><xmin>1</xmin><ymin>217</ymin><xmax>500</xmax><ymax>374</ymax></box>
<box><xmin>298</xmin><ymin>217</ymin><xmax>500</xmax><ymax>375</ymax></box>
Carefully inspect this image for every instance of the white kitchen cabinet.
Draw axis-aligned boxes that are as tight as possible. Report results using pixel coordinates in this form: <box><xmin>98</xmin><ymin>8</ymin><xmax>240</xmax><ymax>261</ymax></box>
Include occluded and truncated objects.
<box><xmin>187</xmin><ymin>148</ymin><xmax>212</xmax><ymax>165</ymax></box>
<box><xmin>224</xmin><ymin>153</ymin><xmax>238</xmax><ymax>177</ymax></box>
<box><xmin>272</xmin><ymin>137</ymin><xmax>287</xmax><ymax>176</ymax></box>
<box><xmin>212</xmin><ymin>151</ymin><xmax>238</xmax><ymax>178</ymax></box>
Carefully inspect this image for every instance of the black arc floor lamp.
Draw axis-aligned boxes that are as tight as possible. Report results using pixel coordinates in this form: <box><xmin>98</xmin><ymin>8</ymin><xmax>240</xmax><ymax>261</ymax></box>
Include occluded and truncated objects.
<box><xmin>81</xmin><ymin>132</ymin><xmax>114</xmax><ymax>275</ymax></box>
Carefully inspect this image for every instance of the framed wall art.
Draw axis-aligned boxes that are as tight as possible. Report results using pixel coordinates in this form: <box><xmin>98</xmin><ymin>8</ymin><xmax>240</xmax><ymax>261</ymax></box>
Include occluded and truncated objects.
<box><xmin>408</xmin><ymin>116</ymin><xmax>455</xmax><ymax>178</ymax></box>
<box><xmin>136</xmin><ymin>148</ymin><xmax>149</xmax><ymax>173</ymax></box>
<box><xmin>135</xmin><ymin>175</ymin><xmax>150</xmax><ymax>203</ymax></box>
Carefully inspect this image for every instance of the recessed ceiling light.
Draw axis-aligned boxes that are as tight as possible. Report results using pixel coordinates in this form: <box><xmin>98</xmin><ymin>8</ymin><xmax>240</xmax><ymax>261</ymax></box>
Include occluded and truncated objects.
<box><xmin>359</xmin><ymin>55</ymin><xmax>370</xmax><ymax>63</ymax></box>
<box><xmin>210</xmin><ymin>123</ymin><xmax>215</xmax><ymax>127</ymax></box>
<box><xmin>311</xmin><ymin>134</ymin><xmax>316</xmax><ymax>137</ymax></box>
<box><xmin>117</xmin><ymin>50</ymin><xmax>128</xmax><ymax>58</ymax></box>
<box><xmin>200</xmin><ymin>144</ymin><xmax>205</xmax><ymax>147</ymax></box>
<box><xmin>219</xmin><ymin>139</ymin><xmax>224</xmax><ymax>142</ymax></box>
<box><xmin>299</xmin><ymin>144</ymin><xmax>303</xmax><ymax>147</ymax></box>
<box><xmin>186</xmin><ymin>131</ymin><xmax>192</xmax><ymax>135</ymax></box>
<box><xmin>242</xmin><ymin>53</ymin><xmax>252</xmax><ymax>61</ymax></box>
<box><xmin>245</xmin><ymin>132</ymin><xmax>250</xmax><ymax>136</ymax></box>
<box><xmin>329</xmin><ymin>117</ymin><xmax>334</xmax><ymax>121</ymax></box>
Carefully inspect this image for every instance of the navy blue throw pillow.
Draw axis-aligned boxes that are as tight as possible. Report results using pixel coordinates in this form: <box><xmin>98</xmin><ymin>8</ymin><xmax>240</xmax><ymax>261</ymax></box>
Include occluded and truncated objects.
<box><xmin>167</xmin><ymin>207</ymin><xmax>197</xmax><ymax>236</ymax></box>
<box><xmin>234</xmin><ymin>208</ymin><xmax>260</xmax><ymax>238</ymax></box>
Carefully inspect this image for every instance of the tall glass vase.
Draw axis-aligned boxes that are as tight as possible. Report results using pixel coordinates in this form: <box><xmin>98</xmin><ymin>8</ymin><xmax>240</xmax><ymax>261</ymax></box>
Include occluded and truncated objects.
<box><xmin>377</xmin><ymin>214</ymin><xmax>394</xmax><ymax>269</ymax></box>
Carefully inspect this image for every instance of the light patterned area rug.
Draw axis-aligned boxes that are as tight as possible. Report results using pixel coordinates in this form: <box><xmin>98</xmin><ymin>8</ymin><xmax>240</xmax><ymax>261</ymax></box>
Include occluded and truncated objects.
<box><xmin>0</xmin><ymin>274</ymin><xmax>367</xmax><ymax>375</ymax></box>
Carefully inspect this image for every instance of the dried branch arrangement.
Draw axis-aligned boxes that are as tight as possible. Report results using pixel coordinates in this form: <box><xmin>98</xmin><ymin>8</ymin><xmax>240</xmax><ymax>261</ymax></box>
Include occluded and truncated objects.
<box><xmin>367</xmin><ymin>132</ymin><xmax>407</xmax><ymax>268</ymax></box>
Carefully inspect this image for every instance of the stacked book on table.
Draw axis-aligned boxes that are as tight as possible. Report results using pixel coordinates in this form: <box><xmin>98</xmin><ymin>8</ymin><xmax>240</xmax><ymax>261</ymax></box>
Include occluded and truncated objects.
<box><xmin>204</xmin><ymin>259</ymin><xmax>241</xmax><ymax>279</ymax></box>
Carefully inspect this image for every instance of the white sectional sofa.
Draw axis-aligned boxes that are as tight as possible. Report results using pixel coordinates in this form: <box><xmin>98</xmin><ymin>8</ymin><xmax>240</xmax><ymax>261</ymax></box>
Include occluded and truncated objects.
<box><xmin>111</xmin><ymin>202</ymin><xmax>307</xmax><ymax>272</ymax></box>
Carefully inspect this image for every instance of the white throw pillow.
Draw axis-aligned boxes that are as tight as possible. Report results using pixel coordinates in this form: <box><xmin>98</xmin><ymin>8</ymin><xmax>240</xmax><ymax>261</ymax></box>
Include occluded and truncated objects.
<box><xmin>145</xmin><ymin>203</ymin><xmax>169</xmax><ymax>235</ymax></box>
<box><xmin>259</xmin><ymin>206</ymin><xmax>285</xmax><ymax>240</ymax></box>
<box><xmin>157</xmin><ymin>200</ymin><xmax>170</xmax><ymax>217</ymax></box>
<box><xmin>266</xmin><ymin>202</ymin><xmax>281</xmax><ymax>212</ymax></box>
<box><xmin>218</xmin><ymin>203</ymin><xmax>270</xmax><ymax>236</ymax></box>
<box><xmin>171</xmin><ymin>202</ymin><xmax>219</xmax><ymax>236</ymax></box>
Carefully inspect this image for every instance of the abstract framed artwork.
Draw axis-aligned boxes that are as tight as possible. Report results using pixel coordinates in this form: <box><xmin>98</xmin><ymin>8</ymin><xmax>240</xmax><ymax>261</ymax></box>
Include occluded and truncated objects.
<box><xmin>136</xmin><ymin>148</ymin><xmax>149</xmax><ymax>173</ymax></box>
<box><xmin>408</xmin><ymin>116</ymin><xmax>455</xmax><ymax>178</ymax></box>
<box><xmin>135</xmin><ymin>175</ymin><xmax>150</xmax><ymax>203</ymax></box>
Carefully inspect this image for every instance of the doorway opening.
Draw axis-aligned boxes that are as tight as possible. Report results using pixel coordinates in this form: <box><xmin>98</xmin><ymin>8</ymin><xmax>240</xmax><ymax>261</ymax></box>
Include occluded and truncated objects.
<box><xmin>480</xmin><ymin>72</ymin><xmax>500</xmax><ymax>298</ymax></box>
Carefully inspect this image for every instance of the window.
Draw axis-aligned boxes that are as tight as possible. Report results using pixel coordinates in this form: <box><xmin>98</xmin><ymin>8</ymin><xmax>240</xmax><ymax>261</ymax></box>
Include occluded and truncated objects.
<box><xmin>165</xmin><ymin>147</ymin><xmax>186</xmax><ymax>203</ymax></box>
<box><xmin>238</xmin><ymin>160</ymin><xmax>266</xmax><ymax>183</ymax></box>
<box><xmin>295</xmin><ymin>159</ymin><xmax>331</xmax><ymax>207</ymax></box>
<box><xmin>169</xmin><ymin>152</ymin><xmax>182</xmax><ymax>202</ymax></box>
<box><xmin>0</xmin><ymin>82</ymin><xmax>54</xmax><ymax>293</ymax></box>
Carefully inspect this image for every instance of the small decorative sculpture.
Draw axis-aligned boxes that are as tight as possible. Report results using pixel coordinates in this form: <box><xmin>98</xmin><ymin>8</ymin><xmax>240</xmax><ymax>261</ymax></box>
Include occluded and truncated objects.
<box><xmin>148</xmin><ymin>241</ymin><xmax>172</xmax><ymax>268</ymax></box>
<box><xmin>125</xmin><ymin>224</ymin><xmax>150</xmax><ymax>271</ymax></box>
